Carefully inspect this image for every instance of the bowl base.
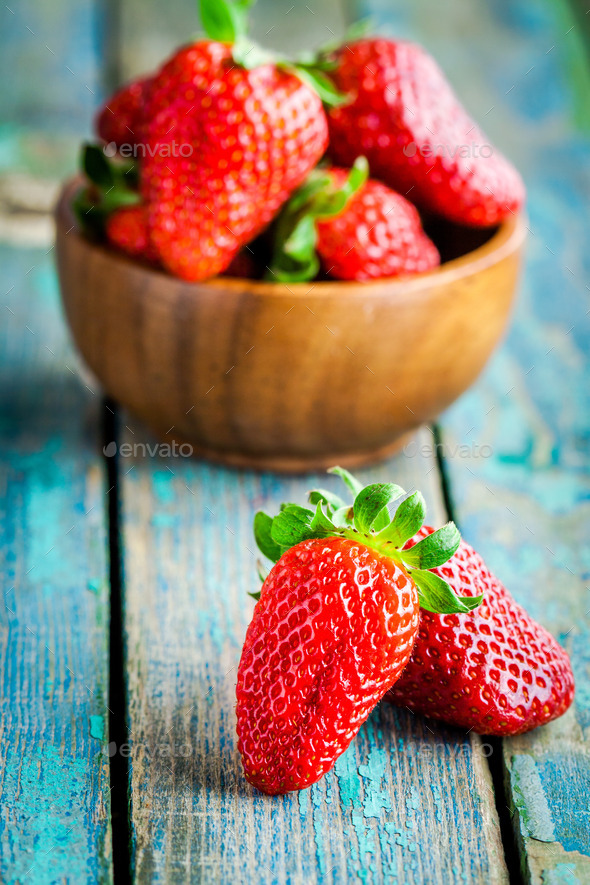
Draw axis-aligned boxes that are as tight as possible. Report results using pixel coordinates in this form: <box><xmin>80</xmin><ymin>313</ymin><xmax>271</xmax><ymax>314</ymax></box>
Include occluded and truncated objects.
<box><xmin>153</xmin><ymin>427</ymin><xmax>418</xmax><ymax>474</ymax></box>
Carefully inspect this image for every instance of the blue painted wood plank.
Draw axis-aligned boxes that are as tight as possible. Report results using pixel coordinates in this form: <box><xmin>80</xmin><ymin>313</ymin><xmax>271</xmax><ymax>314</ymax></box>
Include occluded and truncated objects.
<box><xmin>0</xmin><ymin>1</ymin><xmax>102</xmax><ymax>135</ymax></box>
<box><xmin>119</xmin><ymin>428</ymin><xmax>507</xmax><ymax>883</ymax></box>
<box><xmin>358</xmin><ymin>0</ymin><xmax>590</xmax><ymax>880</ymax></box>
<box><xmin>0</xmin><ymin>244</ymin><xmax>112</xmax><ymax>883</ymax></box>
<box><xmin>0</xmin><ymin>0</ymin><xmax>113</xmax><ymax>879</ymax></box>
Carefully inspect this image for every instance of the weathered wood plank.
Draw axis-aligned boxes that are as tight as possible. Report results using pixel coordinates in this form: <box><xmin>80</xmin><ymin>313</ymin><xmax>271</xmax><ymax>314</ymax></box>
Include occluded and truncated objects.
<box><xmin>0</xmin><ymin>244</ymin><xmax>112</xmax><ymax>883</ymax></box>
<box><xmin>0</xmin><ymin>1</ymin><xmax>113</xmax><ymax>878</ymax></box>
<box><xmin>119</xmin><ymin>424</ymin><xmax>507</xmax><ymax>883</ymax></box>
<box><xmin>356</xmin><ymin>0</ymin><xmax>590</xmax><ymax>880</ymax></box>
<box><xmin>0</xmin><ymin>0</ymin><xmax>101</xmax><ymax>135</ymax></box>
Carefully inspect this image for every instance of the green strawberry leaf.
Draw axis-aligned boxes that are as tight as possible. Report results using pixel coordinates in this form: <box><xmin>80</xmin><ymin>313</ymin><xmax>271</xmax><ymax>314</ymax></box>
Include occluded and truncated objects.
<box><xmin>248</xmin><ymin>590</ymin><xmax>262</xmax><ymax>601</ymax></box>
<box><xmin>253</xmin><ymin>511</ymin><xmax>283</xmax><ymax>563</ymax></box>
<box><xmin>82</xmin><ymin>143</ymin><xmax>115</xmax><ymax>189</ymax></box>
<box><xmin>283</xmin><ymin>214</ymin><xmax>317</xmax><ymax>262</ymax></box>
<box><xmin>411</xmin><ymin>569</ymin><xmax>483</xmax><ymax>614</ymax></box>
<box><xmin>271</xmin><ymin>504</ymin><xmax>316</xmax><ymax>547</ymax></box>
<box><xmin>249</xmin><ymin>465</ymin><xmax>484</xmax><ymax>616</ymax></box>
<box><xmin>308</xmin><ymin>488</ymin><xmax>347</xmax><ymax>513</ymax></box>
<box><xmin>287</xmin><ymin>173</ymin><xmax>333</xmax><ymax>213</ymax></box>
<box><xmin>266</xmin><ymin>252</ymin><xmax>320</xmax><ymax>283</ymax></box>
<box><xmin>328</xmin><ymin>466</ymin><xmax>363</xmax><ymax>497</ymax></box>
<box><xmin>310</xmin><ymin>501</ymin><xmax>336</xmax><ymax>533</ymax></box>
<box><xmin>372</xmin><ymin>503</ymin><xmax>393</xmax><ymax>533</ymax></box>
<box><xmin>296</xmin><ymin>55</ymin><xmax>339</xmax><ymax>72</ymax></box>
<box><xmin>353</xmin><ymin>482</ymin><xmax>404</xmax><ymax>534</ymax></box>
<box><xmin>313</xmin><ymin>157</ymin><xmax>368</xmax><ymax>218</ymax></box>
<box><xmin>331</xmin><ymin>504</ymin><xmax>355</xmax><ymax>528</ymax></box>
<box><xmin>399</xmin><ymin>523</ymin><xmax>461</xmax><ymax>570</ymax></box>
<box><xmin>376</xmin><ymin>491</ymin><xmax>427</xmax><ymax>547</ymax></box>
<box><xmin>266</xmin><ymin>158</ymin><xmax>368</xmax><ymax>283</ymax></box>
<box><xmin>199</xmin><ymin>0</ymin><xmax>251</xmax><ymax>43</ymax></box>
<box><xmin>289</xmin><ymin>65</ymin><xmax>348</xmax><ymax>107</ymax></box>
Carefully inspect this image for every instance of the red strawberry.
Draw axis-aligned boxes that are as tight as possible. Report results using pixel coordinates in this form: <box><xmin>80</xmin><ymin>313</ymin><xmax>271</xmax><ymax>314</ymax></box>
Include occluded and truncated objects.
<box><xmin>141</xmin><ymin>61</ymin><xmax>328</xmax><ymax>281</ymax></box>
<box><xmin>316</xmin><ymin>167</ymin><xmax>439</xmax><ymax>280</ymax></box>
<box><xmin>268</xmin><ymin>158</ymin><xmax>439</xmax><ymax>282</ymax></box>
<box><xmin>96</xmin><ymin>75</ymin><xmax>153</xmax><ymax>148</ymax></box>
<box><xmin>236</xmin><ymin>467</ymin><xmax>479</xmax><ymax>794</ymax></box>
<box><xmin>386</xmin><ymin>527</ymin><xmax>575</xmax><ymax>735</ymax></box>
<box><xmin>142</xmin><ymin>41</ymin><xmax>232</xmax><ymax>126</ymax></box>
<box><xmin>326</xmin><ymin>39</ymin><xmax>524</xmax><ymax>227</ymax></box>
<box><xmin>134</xmin><ymin>0</ymin><xmax>348</xmax><ymax>282</ymax></box>
<box><xmin>105</xmin><ymin>205</ymin><xmax>158</xmax><ymax>263</ymax></box>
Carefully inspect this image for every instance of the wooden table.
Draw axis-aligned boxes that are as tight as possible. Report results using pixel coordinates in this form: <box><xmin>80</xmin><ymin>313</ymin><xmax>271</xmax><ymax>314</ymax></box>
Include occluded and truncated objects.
<box><xmin>1</xmin><ymin>0</ymin><xmax>589</xmax><ymax>882</ymax></box>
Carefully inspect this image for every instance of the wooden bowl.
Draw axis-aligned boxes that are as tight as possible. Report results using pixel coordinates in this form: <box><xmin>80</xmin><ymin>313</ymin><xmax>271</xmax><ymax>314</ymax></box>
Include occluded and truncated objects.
<box><xmin>56</xmin><ymin>180</ymin><xmax>525</xmax><ymax>472</ymax></box>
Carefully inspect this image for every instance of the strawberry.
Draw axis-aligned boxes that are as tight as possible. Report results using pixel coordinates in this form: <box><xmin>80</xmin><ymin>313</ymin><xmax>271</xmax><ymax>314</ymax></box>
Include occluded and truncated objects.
<box><xmin>142</xmin><ymin>73</ymin><xmax>327</xmax><ymax>280</ymax></box>
<box><xmin>105</xmin><ymin>205</ymin><xmax>158</xmax><ymax>263</ymax></box>
<box><xmin>135</xmin><ymin>0</ymin><xmax>342</xmax><ymax>282</ymax></box>
<box><xmin>386</xmin><ymin>527</ymin><xmax>575</xmax><ymax>735</ymax></box>
<box><xmin>268</xmin><ymin>157</ymin><xmax>439</xmax><ymax>282</ymax></box>
<box><xmin>236</xmin><ymin>467</ymin><xmax>481</xmax><ymax>794</ymax></box>
<box><xmin>326</xmin><ymin>39</ymin><xmax>525</xmax><ymax>227</ymax></box>
<box><xmin>96</xmin><ymin>75</ymin><xmax>153</xmax><ymax>148</ymax></box>
<box><xmin>142</xmin><ymin>41</ymin><xmax>233</xmax><ymax>127</ymax></box>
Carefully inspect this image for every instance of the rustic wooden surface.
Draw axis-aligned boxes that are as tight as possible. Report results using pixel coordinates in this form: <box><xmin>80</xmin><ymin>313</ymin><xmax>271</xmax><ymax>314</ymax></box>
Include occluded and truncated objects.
<box><xmin>1</xmin><ymin>0</ymin><xmax>589</xmax><ymax>881</ymax></box>
<box><xmin>0</xmin><ymin>248</ymin><xmax>112</xmax><ymax>881</ymax></box>
<box><xmin>119</xmin><ymin>426</ymin><xmax>507</xmax><ymax>884</ymax></box>
<box><xmin>0</xmin><ymin>2</ymin><xmax>113</xmax><ymax>883</ymax></box>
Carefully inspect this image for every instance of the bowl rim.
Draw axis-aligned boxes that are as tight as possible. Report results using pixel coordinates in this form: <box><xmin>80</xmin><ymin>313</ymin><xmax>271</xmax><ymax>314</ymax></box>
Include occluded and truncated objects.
<box><xmin>57</xmin><ymin>177</ymin><xmax>526</xmax><ymax>298</ymax></box>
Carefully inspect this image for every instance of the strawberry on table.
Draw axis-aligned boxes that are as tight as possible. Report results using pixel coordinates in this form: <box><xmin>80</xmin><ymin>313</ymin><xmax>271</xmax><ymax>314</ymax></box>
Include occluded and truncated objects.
<box><xmin>326</xmin><ymin>39</ymin><xmax>525</xmax><ymax>227</ymax></box>
<box><xmin>236</xmin><ymin>468</ymin><xmax>481</xmax><ymax>794</ymax></box>
<box><xmin>386</xmin><ymin>527</ymin><xmax>575</xmax><ymax>735</ymax></box>
<box><xmin>267</xmin><ymin>157</ymin><xmax>440</xmax><ymax>282</ymax></box>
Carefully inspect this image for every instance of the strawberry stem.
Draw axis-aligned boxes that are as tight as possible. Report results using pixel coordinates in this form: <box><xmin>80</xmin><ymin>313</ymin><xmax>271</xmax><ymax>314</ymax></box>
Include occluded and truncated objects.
<box><xmin>253</xmin><ymin>466</ymin><xmax>483</xmax><ymax>615</ymax></box>
<box><xmin>266</xmin><ymin>157</ymin><xmax>368</xmax><ymax>282</ymax></box>
<box><xmin>198</xmin><ymin>0</ymin><xmax>252</xmax><ymax>44</ymax></box>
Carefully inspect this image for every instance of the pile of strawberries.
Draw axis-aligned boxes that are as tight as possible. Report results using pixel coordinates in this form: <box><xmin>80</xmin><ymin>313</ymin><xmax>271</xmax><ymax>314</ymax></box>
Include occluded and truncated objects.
<box><xmin>237</xmin><ymin>468</ymin><xmax>574</xmax><ymax>795</ymax></box>
<box><xmin>78</xmin><ymin>0</ymin><xmax>524</xmax><ymax>283</ymax></box>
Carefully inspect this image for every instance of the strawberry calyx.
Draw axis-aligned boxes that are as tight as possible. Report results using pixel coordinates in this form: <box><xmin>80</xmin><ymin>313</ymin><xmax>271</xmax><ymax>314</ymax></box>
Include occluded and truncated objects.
<box><xmin>74</xmin><ymin>143</ymin><xmax>140</xmax><ymax>238</ymax></box>
<box><xmin>198</xmin><ymin>0</ymin><xmax>252</xmax><ymax>45</ymax></box>
<box><xmin>199</xmin><ymin>0</ymin><xmax>345</xmax><ymax>106</ymax></box>
<box><xmin>266</xmin><ymin>157</ymin><xmax>368</xmax><ymax>282</ymax></box>
<box><xmin>254</xmin><ymin>466</ymin><xmax>484</xmax><ymax>615</ymax></box>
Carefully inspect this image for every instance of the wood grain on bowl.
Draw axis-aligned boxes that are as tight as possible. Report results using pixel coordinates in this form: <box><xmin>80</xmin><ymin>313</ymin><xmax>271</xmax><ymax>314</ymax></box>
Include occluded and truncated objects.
<box><xmin>56</xmin><ymin>179</ymin><xmax>525</xmax><ymax>471</ymax></box>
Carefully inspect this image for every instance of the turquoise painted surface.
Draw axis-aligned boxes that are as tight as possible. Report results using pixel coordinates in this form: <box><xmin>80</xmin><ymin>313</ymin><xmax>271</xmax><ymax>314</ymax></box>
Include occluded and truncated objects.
<box><xmin>0</xmin><ymin>244</ymin><xmax>112</xmax><ymax>883</ymax></box>
<box><xmin>359</xmin><ymin>0</ymin><xmax>590</xmax><ymax>877</ymax></box>
<box><xmin>0</xmin><ymin>0</ymin><xmax>113</xmax><ymax>873</ymax></box>
<box><xmin>0</xmin><ymin>1</ymin><xmax>102</xmax><ymax>134</ymax></box>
